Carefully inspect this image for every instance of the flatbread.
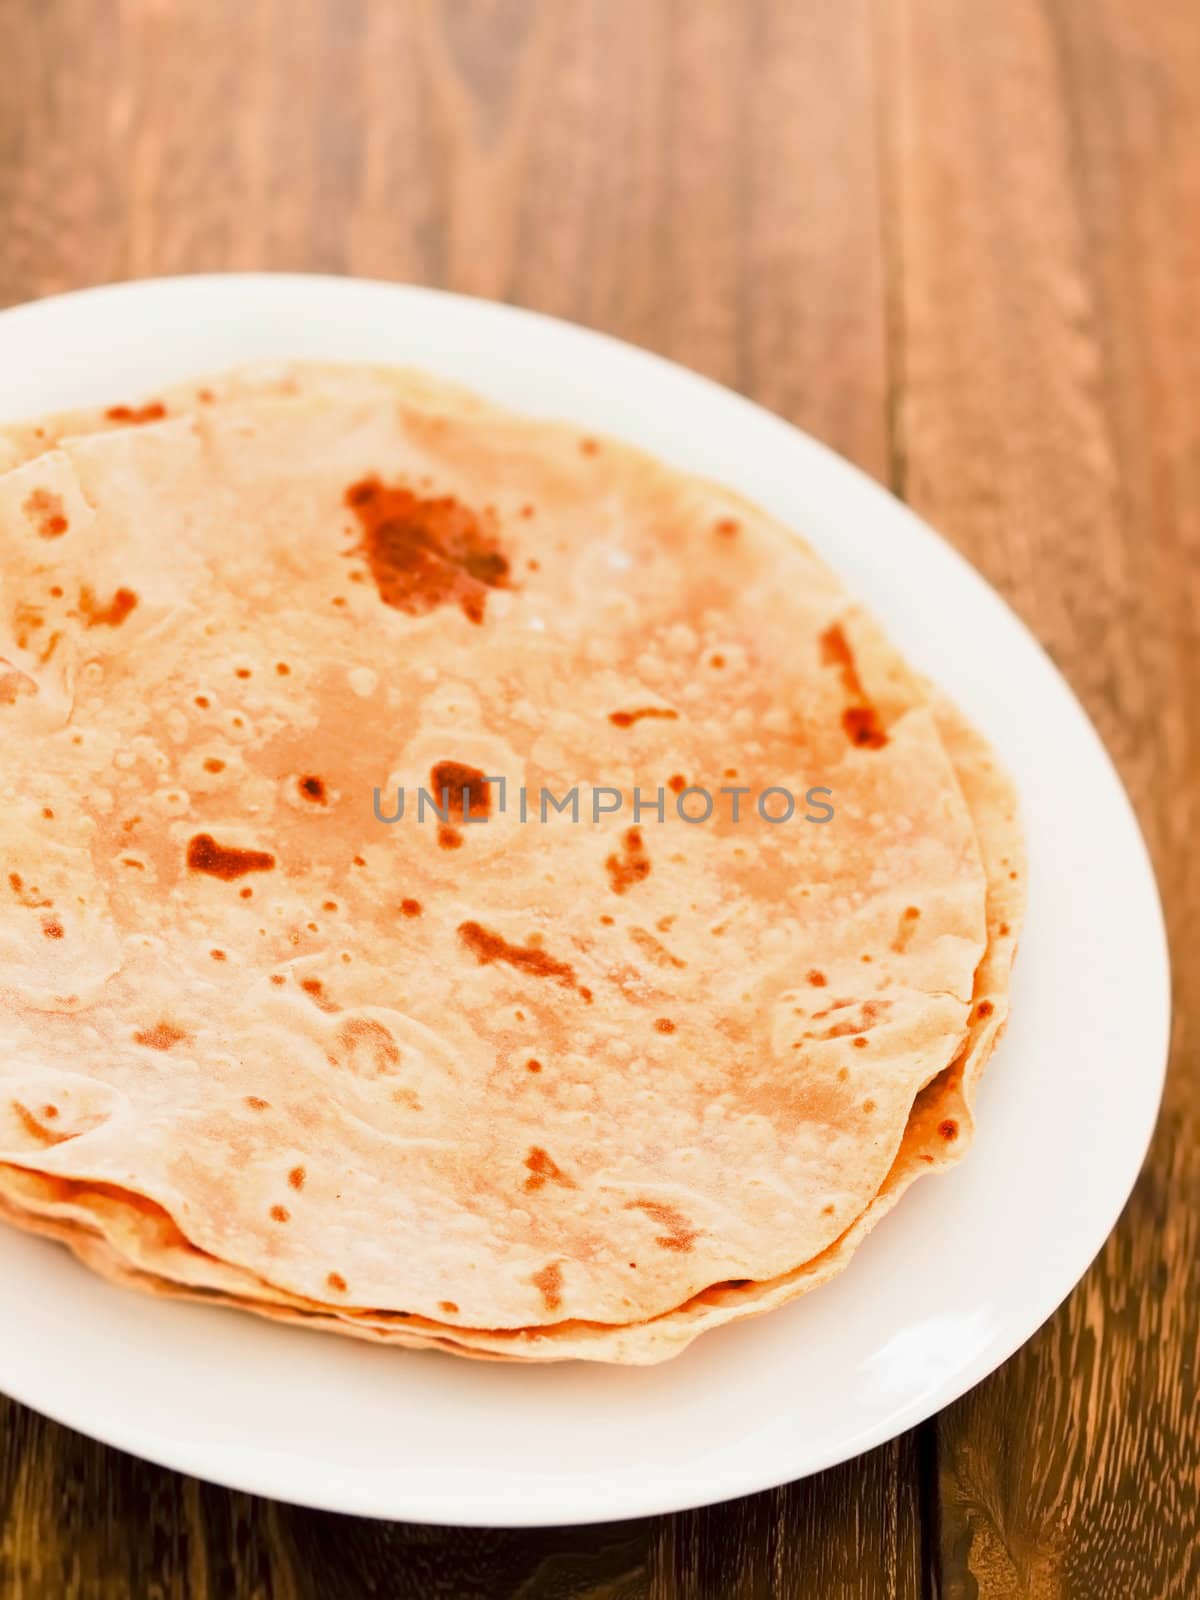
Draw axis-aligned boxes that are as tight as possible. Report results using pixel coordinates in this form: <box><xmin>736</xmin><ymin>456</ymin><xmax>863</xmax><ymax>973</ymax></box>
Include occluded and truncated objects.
<box><xmin>0</xmin><ymin>368</ymin><xmax>1020</xmax><ymax>1360</ymax></box>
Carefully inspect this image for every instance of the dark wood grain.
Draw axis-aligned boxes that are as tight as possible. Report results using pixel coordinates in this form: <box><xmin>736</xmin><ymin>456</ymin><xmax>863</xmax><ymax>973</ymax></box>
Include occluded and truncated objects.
<box><xmin>0</xmin><ymin>0</ymin><xmax>1195</xmax><ymax>1596</ymax></box>
<box><xmin>882</xmin><ymin>2</ymin><xmax>1200</xmax><ymax>1596</ymax></box>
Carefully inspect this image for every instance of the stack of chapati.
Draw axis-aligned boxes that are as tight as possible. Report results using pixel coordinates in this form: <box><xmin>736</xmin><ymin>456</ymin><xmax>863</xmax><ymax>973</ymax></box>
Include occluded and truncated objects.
<box><xmin>0</xmin><ymin>364</ymin><xmax>1023</xmax><ymax>1363</ymax></box>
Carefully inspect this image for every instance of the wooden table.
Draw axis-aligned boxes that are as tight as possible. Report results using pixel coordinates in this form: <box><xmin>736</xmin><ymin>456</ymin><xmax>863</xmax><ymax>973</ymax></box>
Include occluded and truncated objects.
<box><xmin>1</xmin><ymin>2</ymin><xmax>1196</xmax><ymax>1595</ymax></box>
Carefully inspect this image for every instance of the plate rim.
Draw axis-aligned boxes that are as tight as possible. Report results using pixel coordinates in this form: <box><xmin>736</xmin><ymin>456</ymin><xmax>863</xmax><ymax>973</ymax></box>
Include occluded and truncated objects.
<box><xmin>0</xmin><ymin>272</ymin><xmax>1172</xmax><ymax>1525</ymax></box>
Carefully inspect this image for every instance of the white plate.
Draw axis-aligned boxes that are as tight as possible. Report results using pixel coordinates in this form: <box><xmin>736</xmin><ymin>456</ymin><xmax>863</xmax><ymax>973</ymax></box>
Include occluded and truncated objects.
<box><xmin>0</xmin><ymin>275</ymin><xmax>1169</xmax><ymax>1526</ymax></box>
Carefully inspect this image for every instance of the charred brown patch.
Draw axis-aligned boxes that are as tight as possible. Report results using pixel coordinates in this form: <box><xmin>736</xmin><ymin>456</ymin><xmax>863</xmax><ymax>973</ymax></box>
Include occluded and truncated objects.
<box><xmin>336</xmin><ymin>1017</ymin><xmax>402</xmax><ymax>1076</ymax></box>
<box><xmin>298</xmin><ymin>775</ymin><xmax>327</xmax><ymax>803</ymax></box>
<box><xmin>532</xmin><ymin>1261</ymin><xmax>564</xmax><ymax>1312</ymax></box>
<box><xmin>820</xmin><ymin>621</ymin><xmax>889</xmax><ymax>750</ymax></box>
<box><xmin>133</xmin><ymin>1022</ymin><xmax>188</xmax><ymax>1050</ymax></box>
<box><xmin>187</xmin><ymin>834</ymin><xmax>276</xmax><ymax>880</ymax></box>
<box><xmin>457</xmin><ymin>920</ymin><xmax>586</xmax><ymax>997</ymax></box>
<box><xmin>430</xmin><ymin>761</ymin><xmax>490</xmax><ymax>822</ymax></box>
<box><xmin>79</xmin><ymin>585</ymin><xmax>138</xmax><ymax>628</ymax></box>
<box><xmin>629</xmin><ymin>927</ymin><xmax>686</xmax><ymax>969</ymax></box>
<box><xmin>10</xmin><ymin>1100</ymin><xmax>75</xmax><ymax>1147</ymax></box>
<box><xmin>891</xmin><ymin>905</ymin><xmax>921</xmax><ymax>952</ymax></box>
<box><xmin>625</xmin><ymin>1199</ymin><xmax>700</xmax><ymax>1252</ymax></box>
<box><xmin>606</xmin><ymin>827</ymin><xmax>650</xmax><ymax>895</ymax></box>
<box><xmin>300</xmin><ymin>976</ymin><xmax>339</xmax><ymax>1013</ymax></box>
<box><xmin>608</xmin><ymin>707</ymin><xmax>678</xmax><ymax>729</ymax></box>
<box><xmin>105</xmin><ymin>401</ymin><xmax>166</xmax><ymax>424</ymax></box>
<box><xmin>842</xmin><ymin>706</ymin><xmax>888</xmax><ymax>749</ymax></box>
<box><xmin>523</xmin><ymin>1146</ymin><xmax>577</xmax><ymax>1193</ymax></box>
<box><xmin>22</xmin><ymin>488</ymin><xmax>68</xmax><ymax>539</ymax></box>
<box><xmin>344</xmin><ymin>476</ymin><xmax>511</xmax><ymax>625</ymax></box>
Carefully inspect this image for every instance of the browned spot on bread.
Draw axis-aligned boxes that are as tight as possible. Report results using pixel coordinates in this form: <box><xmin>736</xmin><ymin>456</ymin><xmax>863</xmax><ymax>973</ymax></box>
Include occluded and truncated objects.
<box><xmin>625</xmin><ymin>1199</ymin><xmax>700</xmax><ymax>1252</ymax></box>
<box><xmin>187</xmin><ymin>834</ymin><xmax>275</xmax><ymax>880</ymax></box>
<box><xmin>79</xmin><ymin>585</ymin><xmax>138</xmax><ymax>628</ymax></box>
<box><xmin>439</xmin><ymin>1300</ymin><xmax>459</xmax><ymax>1315</ymax></box>
<box><xmin>608</xmin><ymin>706</ymin><xmax>678</xmax><ymax>728</ymax></box>
<box><xmin>714</xmin><ymin>517</ymin><xmax>740</xmax><ymax>537</ymax></box>
<box><xmin>133</xmin><ymin>1023</ymin><xmax>188</xmax><ymax>1050</ymax></box>
<box><xmin>11</xmin><ymin>1101</ymin><xmax>75</xmax><ymax>1146</ymax></box>
<box><xmin>578</xmin><ymin>437</ymin><xmax>600</xmax><ymax>456</ymax></box>
<box><xmin>457</xmin><ymin>921</ymin><xmax>587</xmax><ymax>997</ymax></box>
<box><xmin>203</xmin><ymin>758</ymin><xmax>225</xmax><ymax>773</ymax></box>
<box><xmin>654</xmin><ymin>1018</ymin><xmax>676</xmax><ymax>1034</ymax></box>
<box><xmin>606</xmin><ymin>827</ymin><xmax>650</xmax><ymax>895</ymax></box>
<box><xmin>523</xmin><ymin>1146</ymin><xmax>577</xmax><ymax>1192</ymax></box>
<box><xmin>327</xmin><ymin>1272</ymin><xmax>347</xmax><ymax>1293</ymax></box>
<box><xmin>288</xmin><ymin>1165</ymin><xmax>306</xmax><ymax>1190</ymax></box>
<box><xmin>438</xmin><ymin>824</ymin><xmax>463</xmax><ymax>850</ymax></box>
<box><xmin>344</xmin><ymin>476</ymin><xmax>510</xmax><ymax>625</ymax></box>
<box><xmin>7</xmin><ymin>873</ymin><xmax>52</xmax><ymax>909</ymax></box>
<box><xmin>629</xmin><ymin>927</ymin><xmax>685</xmax><ymax>969</ymax></box>
<box><xmin>300</xmin><ymin>976</ymin><xmax>339</xmax><ymax>1013</ymax></box>
<box><xmin>105</xmin><ymin>401</ymin><xmax>166</xmax><ymax>424</ymax></box>
<box><xmin>975</xmin><ymin>1000</ymin><xmax>995</xmax><ymax>1019</ymax></box>
<box><xmin>337</xmin><ymin>1017</ymin><xmax>402</xmax><ymax>1076</ymax></box>
<box><xmin>667</xmin><ymin>773</ymin><xmax>687</xmax><ymax>794</ymax></box>
<box><xmin>526</xmin><ymin>1058</ymin><xmax>542</xmax><ymax>1073</ymax></box>
<box><xmin>42</xmin><ymin>918</ymin><xmax>64</xmax><ymax>939</ymax></box>
<box><xmin>23</xmin><ymin>488</ymin><xmax>69</xmax><ymax>538</ymax></box>
<box><xmin>938</xmin><ymin>1119</ymin><xmax>959</xmax><ymax>1141</ymax></box>
<box><xmin>842</xmin><ymin>706</ymin><xmax>888</xmax><ymax>749</ymax></box>
<box><xmin>532</xmin><ymin>1261</ymin><xmax>563</xmax><ymax>1312</ymax></box>
<box><xmin>853</xmin><ymin>1036</ymin><xmax>868</xmax><ymax>1048</ymax></box>
<box><xmin>401</xmin><ymin>898</ymin><xmax>422</xmax><ymax>917</ymax></box>
<box><xmin>808</xmin><ymin>969</ymin><xmax>827</xmax><ymax>987</ymax></box>
<box><xmin>892</xmin><ymin>905</ymin><xmax>921</xmax><ymax>952</ymax></box>
<box><xmin>245</xmin><ymin>1096</ymin><xmax>270</xmax><ymax>1110</ymax></box>
<box><xmin>210</xmin><ymin>949</ymin><xmax>226</xmax><ymax>961</ymax></box>
<box><xmin>430</xmin><ymin>760</ymin><xmax>490</xmax><ymax>822</ymax></box>
<box><xmin>269</xmin><ymin>1204</ymin><xmax>290</xmax><ymax>1223</ymax></box>
<box><xmin>298</xmin><ymin>775</ymin><xmax>327</xmax><ymax>803</ymax></box>
<box><xmin>820</xmin><ymin>622</ymin><xmax>889</xmax><ymax>749</ymax></box>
